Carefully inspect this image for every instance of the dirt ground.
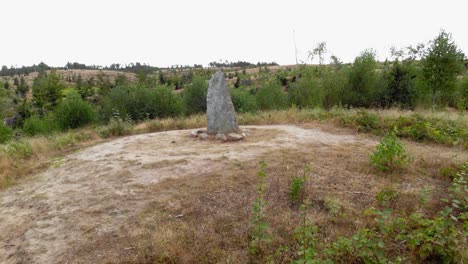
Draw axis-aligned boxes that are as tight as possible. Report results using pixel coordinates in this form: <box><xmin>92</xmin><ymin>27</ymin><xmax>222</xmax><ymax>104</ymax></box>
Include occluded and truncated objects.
<box><xmin>0</xmin><ymin>125</ymin><xmax>465</xmax><ymax>263</ymax></box>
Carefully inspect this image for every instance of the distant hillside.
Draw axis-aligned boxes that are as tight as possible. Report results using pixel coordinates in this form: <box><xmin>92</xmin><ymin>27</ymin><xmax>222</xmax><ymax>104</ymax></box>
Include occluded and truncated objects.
<box><xmin>0</xmin><ymin>69</ymin><xmax>137</xmax><ymax>88</ymax></box>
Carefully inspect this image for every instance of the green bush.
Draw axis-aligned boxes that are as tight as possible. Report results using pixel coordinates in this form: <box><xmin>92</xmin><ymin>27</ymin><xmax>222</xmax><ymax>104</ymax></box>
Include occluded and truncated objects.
<box><xmin>382</xmin><ymin>61</ymin><xmax>417</xmax><ymax>108</ymax></box>
<box><xmin>230</xmin><ymin>88</ymin><xmax>258</xmax><ymax>113</ymax></box>
<box><xmin>370</xmin><ymin>130</ymin><xmax>409</xmax><ymax>172</ymax></box>
<box><xmin>400</xmin><ymin>213</ymin><xmax>461</xmax><ymax>263</ymax></box>
<box><xmin>288</xmin><ymin>69</ymin><xmax>324</xmax><ymax>109</ymax></box>
<box><xmin>454</xmin><ymin>76</ymin><xmax>468</xmax><ymax>110</ymax></box>
<box><xmin>98</xmin><ymin>116</ymin><xmax>133</xmax><ymax>138</ymax></box>
<box><xmin>344</xmin><ymin>50</ymin><xmax>380</xmax><ymax>107</ymax></box>
<box><xmin>355</xmin><ymin>110</ymin><xmax>379</xmax><ymax>132</ymax></box>
<box><xmin>22</xmin><ymin>115</ymin><xmax>59</xmax><ymax>136</ymax></box>
<box><xmin>100</xmin><ymin>85</ymin><xmax>183</xmax><ymax>122</ymax></box>
<box><xmin>391</xmin><ymin>114</ymin><xmax>466</xmax><ymax>146</ymax></box>
<box><xmin>55</xmin><ymin>98</ymin><xmax>95</xmax><ymax>129</ymax></box>
<box><xmin>0</xmin><ymin>123</ymin><xmax>14</xmax><ymax>144</ymax></box>
<box><xmin>51</xmin><ymin>132</ymin><xmax>77</xmax><ymax>149</ymax></box>
<box><xmin>183</xmin><ymin>76</ymin><xmax>207</xmax><ymax>115</ymax></box>
<box><xmin>153</xmin><ymin>85</ymin><xmax>184</xmax><ymax>118</ymax></box>
<box><xmin>0</xmin><ymin>140</ymin><xmax>32</xmax><ymax>158</ymax></box>
<box><xmin>288</xmin><ymin>165</ymin><xmax>310</xmax><ymax>205</ymax></box>
<box><xmin>256</xmin><ymin>80</ymin><xmax>288</xmax><ymax>110</ymax></box>
<box><xmin>325</xmin><ymin>228</ymin><xmax>389</xmax><ymax>263</ymax></box>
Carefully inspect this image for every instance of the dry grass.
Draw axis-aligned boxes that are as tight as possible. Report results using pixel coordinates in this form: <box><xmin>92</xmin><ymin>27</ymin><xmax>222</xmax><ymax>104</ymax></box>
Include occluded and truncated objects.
<box><xmin>0</xmin><ymin>128</ymin><xmax>102</xmax><ymax>189</ymax></box>
<box><xmin>0</xmin><ymin>107</ymin><xmax>465</xmax><ymax>190</ymax></box>
<box><xmin>62</xmin><ymin>137</ymin><xmax>461</xmax><ymax>263</ymax></box>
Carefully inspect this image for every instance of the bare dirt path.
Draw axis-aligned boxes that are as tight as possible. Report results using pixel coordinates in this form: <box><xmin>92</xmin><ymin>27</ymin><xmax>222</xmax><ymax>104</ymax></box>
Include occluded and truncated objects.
<box><xmin>0</xmin><ymin>124</ymin><xmax>441</xmax><ymax>263</ymax></box>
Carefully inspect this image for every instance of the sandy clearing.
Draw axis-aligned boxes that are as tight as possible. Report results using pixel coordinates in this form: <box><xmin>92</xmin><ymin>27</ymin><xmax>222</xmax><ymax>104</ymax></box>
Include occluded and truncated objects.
<box><xmin>0</xmin><ymin>125</ymin><xmax>373</xmax><ymax>263</ymax></box>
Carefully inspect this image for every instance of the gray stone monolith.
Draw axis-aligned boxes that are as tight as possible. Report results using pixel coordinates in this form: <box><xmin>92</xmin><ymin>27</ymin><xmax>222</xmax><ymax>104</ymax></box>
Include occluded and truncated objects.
<box><xmin>206</xmin><ymin>70</ymin><xmax>239</xmax><ymax>135</ymax></box>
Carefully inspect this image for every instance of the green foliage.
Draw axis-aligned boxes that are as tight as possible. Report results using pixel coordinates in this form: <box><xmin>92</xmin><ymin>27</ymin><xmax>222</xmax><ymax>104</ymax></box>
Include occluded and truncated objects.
<box><xmin>399</xmin><ymin>212</ymin><xmax>461</xmax><ymax>263</ymax></box>
<box><xmin>382</xmin><ymin>61</ymin><xmax>417</xmax><ymax>108</ymax></box>
<box><xmin>98</xmin><ymin>115</ymin><xmax>133</xmax><ymax>138</ymax></box>
<box><xmin>54</xmin><ymin>98</ymin><xmax>95</xmax><ymax>129</ymax></box>
<box><xmin>321</xmin><ymin>68</ymin><xmax>348</xmax><ymax>109</ymax></box>
<box><xmin>51</xmin><ymin>132</ymin><xmax>77</xmax><ymax>149</ymax></box>
<box><xmin>100</xmin><ymin>85</ymin><xmax>183</xmax><ymax>122</ymax></box>
<box><xmin>422</xmin><ymin>30</ymin><xmax>465</xmax><ymax>107</ymax></box>
<box><xmin>455</xmin><ymin>76</ymin><xmax>468</xmax><ymax>111</ymax></box>
<box><xmin>288</xmin><ymin>165</ymin><xmax>310</xmax><ymax>205</ymax></box>
<box><xmin>0</xmin><ymin>82</ymin><xmax>12</xmax><ymax>120</ymax></box>
<box><xmin>288</xmin><ymin>69</ymin><xmax>324</xmax><ymax>108</ymax></box>
<box><xmin>250</xmin><ymin>161</ymin><xmax>271</xmax><ymax>254</ymax></box>
<box><xmin>183</xmin><ymin>76</ymin><xmax>207</xmax><ymax>115</ymax></box>
<box><xmin>345</xmin><ymin>49</ymin><xmax>379</xmax><ymax>107</ymax></box>
<box><xmin>293</xmin><ymin>202</ymin><xmax>321</xmax><ymax>264</ymax></box>
<box><xmin>32</xmin><ymin>70</ymin><xmax>65</xmax><ymax>114</ymax></box>
<box><xmin>22</xmin><ymin>115</ymin><xmax>59</xmax><ymax>136</ymax></box>
<box><xmin>325</xmin><ymin>228</ymin><xmax>389</xmax><ymax>263</ymax></box>
<box><xmin>418</xmin><ymin>186</ymin><xmax>432</xmax><ymax>207</ymax></box>
<box><xmin>154</xmin><ymin>85</ymin><xmax>184</xmax><ymax>118</ymax></box>
<box><xmin>390</xmin><ymin>114</ymin><xmax>466</xmax><ymax>146</ymax></box>
<box><xmin>0</xmin><ymin>123</ymin><xmax>14</xmax><ymax>144</ymax></box>
<box><xmin>375</xmin><ymin>186</ymin><xmax>398</xmax><ymax>207</ymax></box>
<box><xmin>355</xmin><ymin>110</ymin><xmax>379</xmax><ymax>132</ymax></box>
<box><xmin>0</xmin><ymin>140</ymin><xmax>32</xmax><ymax>158</ymax></box>
<box><xmin>61</xmin><ymin>87</ymin><xmax>81</xmax><ymax>100</ymax></box>
<box><xmin>256</xmin><ymin>80</ymin><xmax>287</xmax><ymax>110</ymax></box>
<box><xmin>446</xmin><ymin>163</ymin><xmax>467</xmax><ymax>218</ymax></box>
<box><xmin>230</xmin><ymin>88</ymin><xmax>258</xmax><ymax>113</ymax></box>
<box><xmin>16</xmin><ymin>76</ymin><xmax>29</xmax><ymax>97</ymax></box>
<box><xmin>370</xmin><ymin>130</ymin><xmax>409</xmax><ymax>172</ymax></box>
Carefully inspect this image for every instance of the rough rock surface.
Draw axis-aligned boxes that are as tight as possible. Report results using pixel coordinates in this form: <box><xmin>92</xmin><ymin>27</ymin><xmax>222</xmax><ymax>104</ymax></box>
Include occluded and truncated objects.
<box><xmin>206</xmin><ymin>71</ymin><xmax>239</xmax><ymax>135</ymax></box>
<box><xmin>227</xmin><ymin>133</ymin><xmax>243</xmax><ymax>141</ymax></box>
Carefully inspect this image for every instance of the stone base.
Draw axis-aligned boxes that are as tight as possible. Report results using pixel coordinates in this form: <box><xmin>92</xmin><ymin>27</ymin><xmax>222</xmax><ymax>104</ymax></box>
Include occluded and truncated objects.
<box><xmin>190</xmin><ymin>129</ymin><xmax>247</xmax><ymax>142</ymax></box>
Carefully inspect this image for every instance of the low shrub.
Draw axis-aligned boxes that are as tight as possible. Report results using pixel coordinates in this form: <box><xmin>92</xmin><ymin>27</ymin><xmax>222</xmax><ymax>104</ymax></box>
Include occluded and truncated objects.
<box><xmin>354</xmin><ymin>110</ymin><xmax>380</xmax><ymax>132</ymax></box>
<box><xmin>51</xmin><ymin>132</ymin><xmax>77</xmax><ymax>149</ymax></box>
<box><xmin>0</xmin><ymin>123</ymin><xmax>13</xmax><ymax>144</ymax></box>
<box><xmin>0</xmin><ymin>140</ymin><xmax>32</xmax><ymax>158</ymax></box>
<box><xmin>98</xmin><ymin>116</ymin><xmax>133</xmax><ymax>138</ymax></box>
<box><xmin>370</xmin><ymin>130</ymin><xmax>409</xmax><ymax>172</ymax></box>
<box><xmin>55</xmin><ymin>98</ymin><xmax>95</xmax><ymax>129</ymax></box>
<box><xmin>183</xmin><ymin>76</ymin><xmax>208</xmax><ymax>115</ymax></box>
<box><xmin>288</xmin><ymin>165</ymin><xmax>310</xmax><ymax>205</ymax></box>
<box><xmin>22</xmin><ymin>115</ymin><xmax>59</xmax><ymax>136</ymax></box>
<box><xmin>153</xmin><ymin>85</ymin><xmax>184</xmax><ymax>118</ymax></box>
<box><xmin>256</xmin><ymin>80</ymin><xmax>288</xmax><ymax>110</ymax></box>
<box><xmin>230</xmin><ymin>88</ymin><xmax>258</xmax><ymax>113</ymax></box>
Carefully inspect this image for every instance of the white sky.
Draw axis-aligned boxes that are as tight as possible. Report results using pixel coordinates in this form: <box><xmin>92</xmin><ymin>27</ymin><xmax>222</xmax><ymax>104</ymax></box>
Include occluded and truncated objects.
<box><xmin>1</xmin><ymin>0</ymin><xmax>466</xmax><ymax>68</ymax></box>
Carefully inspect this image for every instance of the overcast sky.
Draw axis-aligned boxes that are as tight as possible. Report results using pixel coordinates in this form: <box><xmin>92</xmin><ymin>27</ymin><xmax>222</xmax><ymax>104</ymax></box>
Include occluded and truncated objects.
<box><xmin>1</xmin><ymin>0</ymin><xmax>466</xmax><ymax>68</ymax></box>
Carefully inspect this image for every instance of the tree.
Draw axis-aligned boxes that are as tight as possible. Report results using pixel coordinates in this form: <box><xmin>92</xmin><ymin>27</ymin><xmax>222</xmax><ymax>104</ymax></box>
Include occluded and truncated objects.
<box><xmin>17</xmin><ymin>76</ymin><xmax>29</xmax><ymax>97</ymax></box>
<box><xmin>383</xmin><ymin>61</ymin><xmax>417</xmax><ymax>108</ymax></box>
<box><xmin>32</xmin><ymin>70</ymin><xmax>65</xmax><ymax>114</ymax></box>
<box><xmin>0</xmin><ymin>84</ymin><xmax>10</xmax><ymax>120</ymax></box>
<box><xmin>422</xmin><ymin>30</ymin><xmax>465</xmax><ymax>108</ymax></box>
<box><xmin>345</xmin><ymin>49</ymin><xmax>379</xmax><ymax>107</ymax></box>
<box><xmin>183</xmin><ymin>76</ymin><xmax>208</xmax><ymax>114</ymax></box>
<box><xmin>313</xmin><ymin>42</ymin><xmax>327</xmax><ymax>66</ymax></box>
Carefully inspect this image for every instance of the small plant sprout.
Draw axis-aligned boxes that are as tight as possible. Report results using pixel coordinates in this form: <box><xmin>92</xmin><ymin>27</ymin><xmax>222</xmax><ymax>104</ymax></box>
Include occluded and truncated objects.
<box><xmin>288</xmin><ymin>164</ymin><xmax>311</xmax><ymax>205</ymax></box>
<box><xmin>250</xmin><ymin>161</ymin><xmax>271</xmax><ymax>254</ymax></box>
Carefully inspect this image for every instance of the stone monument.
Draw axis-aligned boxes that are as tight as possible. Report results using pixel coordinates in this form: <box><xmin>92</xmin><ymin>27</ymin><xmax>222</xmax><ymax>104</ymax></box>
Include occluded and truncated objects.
<box><xmin>206</xmin><ymin>70</ymin><xmax>240</xmax><ymax>135</ymax></box>
<box><xmin>190</xmin><ymin>70</ymin><xmax>245</xmax><ymax>141</ymax></box>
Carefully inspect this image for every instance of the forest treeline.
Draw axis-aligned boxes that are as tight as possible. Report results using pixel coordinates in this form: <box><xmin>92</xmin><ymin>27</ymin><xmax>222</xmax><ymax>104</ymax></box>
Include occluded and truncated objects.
<box><xmin>0</xmin><ymin>60</ymin><xmax>279</xmax><ymax>77</ymax></box>
<box><xmin>0</xmin><ymin>30</ymin><xmax>466</xmax><ymax>142</ymax></box>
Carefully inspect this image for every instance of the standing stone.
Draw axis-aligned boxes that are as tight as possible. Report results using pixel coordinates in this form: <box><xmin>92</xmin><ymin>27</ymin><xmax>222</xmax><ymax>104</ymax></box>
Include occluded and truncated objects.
<box><xmin>207</xmin><ymin>70</ymin><xmax>239</xmax><ymax>135</ymax></box>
